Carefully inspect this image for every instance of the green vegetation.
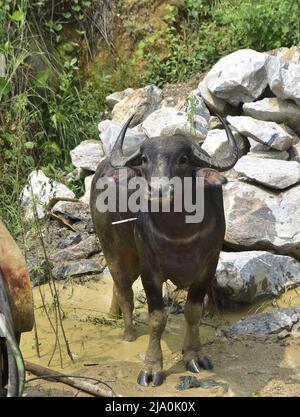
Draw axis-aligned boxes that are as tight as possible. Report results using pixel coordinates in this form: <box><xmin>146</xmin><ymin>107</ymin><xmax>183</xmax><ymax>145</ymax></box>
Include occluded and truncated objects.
<box><xmin>136</xmin><ymin>0</ymin><xmax>300</xmax><ymax>85</ymax></box>
<box><xmin>1</xmin><ymin>0</ymin><xmax>299</xmax><ymax>235</ymax></box>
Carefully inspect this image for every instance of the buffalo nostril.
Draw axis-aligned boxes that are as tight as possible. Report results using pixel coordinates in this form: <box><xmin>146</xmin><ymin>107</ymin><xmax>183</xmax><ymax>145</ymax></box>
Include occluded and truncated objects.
<box><xmin>148</xmin><ymin>183</ymin><xmax>173</xmax><ymax>198</ymax></box>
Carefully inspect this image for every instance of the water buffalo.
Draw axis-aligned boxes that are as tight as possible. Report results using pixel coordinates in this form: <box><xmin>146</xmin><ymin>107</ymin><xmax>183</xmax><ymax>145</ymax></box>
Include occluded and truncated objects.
<box><xmin>90</xmin><ymin>114</ymin><xmax>238</xmax><ymax>386</ymax></box>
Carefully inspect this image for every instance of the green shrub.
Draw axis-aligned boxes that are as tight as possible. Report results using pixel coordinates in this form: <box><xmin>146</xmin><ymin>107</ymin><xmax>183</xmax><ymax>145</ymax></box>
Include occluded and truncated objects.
<box><xmin>138</xmin><ymin>0</ymin><xmax>300</xmax><ymax>86</ymax></box>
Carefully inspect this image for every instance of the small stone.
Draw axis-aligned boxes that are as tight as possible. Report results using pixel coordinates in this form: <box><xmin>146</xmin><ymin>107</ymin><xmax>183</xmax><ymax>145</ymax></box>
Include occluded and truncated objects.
<box><xmin>58</xmin><ymin>232</ymin><xmax>82</xmax><ymax>249</ymax></box>
<box><xmin>52</xmin><ymin>259</ymin><xmax>104</xmax><ymax>279</ymax></box>
<box><xmin>50</xmin><ymin>235</ymin><xmax>101</xmax><ymax>262</ymax></box>
<box><xmin>223</xmin><ymin>307</ymin><xmax>300</xmax><ymax>337</ymax></box>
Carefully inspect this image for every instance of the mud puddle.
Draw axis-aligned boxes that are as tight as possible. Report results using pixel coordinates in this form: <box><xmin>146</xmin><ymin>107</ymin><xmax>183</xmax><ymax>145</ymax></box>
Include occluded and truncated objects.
<box><xmin>21</xmin><ymin>272</ymin><xmax>300</xmax><ymax>397</ymax></box>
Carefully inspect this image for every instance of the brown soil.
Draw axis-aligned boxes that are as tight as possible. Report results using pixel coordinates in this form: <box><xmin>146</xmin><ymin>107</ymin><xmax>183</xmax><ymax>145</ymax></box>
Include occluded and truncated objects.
<box><xmin>21</xmin><ymin>272</ymin><xmax>300</xmax><ymax>397</ymax></box>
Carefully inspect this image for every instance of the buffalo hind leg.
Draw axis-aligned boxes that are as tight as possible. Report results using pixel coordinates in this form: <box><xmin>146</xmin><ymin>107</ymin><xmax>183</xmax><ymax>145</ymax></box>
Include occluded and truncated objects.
<box><xmin>108</xmin><ymin>284</ymin><xmax>122</xmax><ymax>319</ymax></box>
<box><xmin>183</xmin><ymin>282</ymin><xmax>213</xmax><ymax>373</ymax></box>
<box><xmin>115</xmin><ymin>283</ymin><xmax>136</xmax><ymax>342</ymax></box>
<box><xmin>137</xmin><ymin>276</ymin><xmax>167</xmax><ymax>387</ymax></box>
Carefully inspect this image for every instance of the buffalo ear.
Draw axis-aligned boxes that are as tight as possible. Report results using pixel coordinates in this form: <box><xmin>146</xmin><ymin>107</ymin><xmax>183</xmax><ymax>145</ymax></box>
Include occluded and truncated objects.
<box><xmin>197</xmin><ymin>168</ymin><xmax>227</xmax><ymax>186</ymax></box>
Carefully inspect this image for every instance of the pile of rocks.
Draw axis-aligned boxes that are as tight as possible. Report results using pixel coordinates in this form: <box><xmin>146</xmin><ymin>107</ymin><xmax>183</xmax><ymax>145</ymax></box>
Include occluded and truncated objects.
<box><xmin>20</xmin><ymin>47</ymin><xmax>300</xmax><ymax>326</ymax></box>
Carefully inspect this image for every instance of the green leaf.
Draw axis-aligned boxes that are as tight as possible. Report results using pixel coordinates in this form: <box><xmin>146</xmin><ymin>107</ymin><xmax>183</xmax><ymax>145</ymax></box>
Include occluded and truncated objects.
<box><xmin>52</xmin><ymin>23</ymin><xmax>63</xmax><ymax>32</ymax></box>
<box><xmin>63</xmin><ymin>12</ymin><xmax>72</xmax><ymax>19</ymax></box>
<box><xmin>35</xmin><ymin>70</ymin><xmax>50</xmax><ymax>86</ymax></box>
<box><xmin>0</xmin><ymin>77</ymin><xmax>11</xmax><ymax>95</ymax></box>
<box><xmin>24</xmin><ymin>141</ymin><xmax>36</xmax><ymax>150</ymax></box>
<box><xmin>72</xmin><ymin>5</ymin><xmax>81</xmax><ymax>12</ymax></box>
<box><xmin>11</xmin><ymin>10</ymin><xmax>25</xmax><ymax>22</ymax></box>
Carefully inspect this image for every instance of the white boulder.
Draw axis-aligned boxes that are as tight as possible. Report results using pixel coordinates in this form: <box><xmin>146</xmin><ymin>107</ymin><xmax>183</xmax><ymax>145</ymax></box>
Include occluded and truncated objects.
<box><xmin>20</xmin><ymin>170</ymin><xmax>75</xmax><ymax>221</ymax></box>
<box><xmin>98</xmin><ymin>119</ymin><xmax>146</xmax><ymax>156</ymax></box>
<box><xmin>141</xmin><ymin>107</ymin><xmax>208</xmax><ymax>139</ymax></box>
<box><xmin>204</xmin><ymin>49</ymin><xmax>268</xmax><ymax>106</ymax></box>
<box><xmin>227</xmin><ymin>115</ymin><xmax>299</xmax><ymax>151</ymax></box>
<box><xmin>234</xmin><ymin>155</ymin><xmax>300</xmax><ymax>190</ymax></box>
<box><xmin>266</xmin><ymin>55</ymin><xmax>300</xmax><ymax>105</ymax></box>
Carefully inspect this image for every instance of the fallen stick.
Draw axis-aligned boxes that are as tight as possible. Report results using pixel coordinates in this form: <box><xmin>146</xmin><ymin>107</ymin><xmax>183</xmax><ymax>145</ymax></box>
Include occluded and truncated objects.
<box><xmin>25</xmin><ymin>361</ymin><xmax>121</xmax><ymax>397</ymax></box>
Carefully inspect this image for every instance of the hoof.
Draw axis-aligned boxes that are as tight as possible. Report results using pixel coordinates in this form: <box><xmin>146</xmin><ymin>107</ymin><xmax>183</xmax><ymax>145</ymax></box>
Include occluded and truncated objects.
<box><xmin>137</xmin><ymin>370</ymin><xmax>165</xmax><ymax>387</ymax></box>
<box><xmin>108</xmin><ymin>311</ymin><xmax>122</xmax><ymax>320</ymax></box>
<box><xmin>186</xmin><ymin>356</ymin><xmax>213</xmax><ymax>373</ymax></box>
<box><xmin>123</xmin><ymin>329</ymin><xmax>136</xmax><ymax>342</ymax></box>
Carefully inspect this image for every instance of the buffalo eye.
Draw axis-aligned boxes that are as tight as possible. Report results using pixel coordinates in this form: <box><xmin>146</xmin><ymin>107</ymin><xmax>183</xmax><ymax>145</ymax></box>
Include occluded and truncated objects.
<box><xmin>179</xmin><ymin>155</ymin><xmax>188</xmax><ymax>164</ymax></box>
<box><xmin>141</xmin><ymin>155</ymin><xmax>148</xmax><ymax>164</ymax></box>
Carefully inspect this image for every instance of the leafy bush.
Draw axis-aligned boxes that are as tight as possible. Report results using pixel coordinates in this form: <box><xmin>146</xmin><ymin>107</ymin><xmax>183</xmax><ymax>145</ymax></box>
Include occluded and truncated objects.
<box><xmin>0</xmin><ymin>0</ymin><xmax>125</xmax><ymax>234</ymax></box>
<box><xmin>137</xmin><ymin>0</ymin><xmax>300</xmax><ymax>86</ymax></box>
<box><xmin>1</xmin><ymin>0</ymin><xmax>300</xmax><ymax>235</ymax></box>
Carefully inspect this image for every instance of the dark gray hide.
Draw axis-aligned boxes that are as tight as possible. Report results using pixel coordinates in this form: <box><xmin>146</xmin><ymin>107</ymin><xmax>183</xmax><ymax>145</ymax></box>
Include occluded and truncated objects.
<box><xmin>90</xmin><ymin>114</ymin><xmax>238</xmax><ymax>386</ymax></box>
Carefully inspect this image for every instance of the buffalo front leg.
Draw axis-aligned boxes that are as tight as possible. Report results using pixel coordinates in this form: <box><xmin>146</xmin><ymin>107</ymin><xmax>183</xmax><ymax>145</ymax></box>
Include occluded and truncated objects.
<box><xmin>183</xmin><ymin>283</ymin><xmax>213</xmax><ymax>373</ymax></box>
<box><xmin>137</xmin><ymin>276</ymin><xmax>167</xmax><ymax>387</ymax></box>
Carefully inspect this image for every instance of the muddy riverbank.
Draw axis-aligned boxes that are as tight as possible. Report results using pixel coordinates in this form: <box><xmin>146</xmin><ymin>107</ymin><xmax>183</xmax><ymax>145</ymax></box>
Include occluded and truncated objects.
<box><xmin>20</xmin><ymin>271</ymin><xmax>300</xmax><ymax>397</ymax></box>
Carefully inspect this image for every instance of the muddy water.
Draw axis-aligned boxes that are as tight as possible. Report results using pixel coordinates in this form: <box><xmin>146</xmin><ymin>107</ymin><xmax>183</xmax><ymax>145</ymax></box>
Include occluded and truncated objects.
<box><xmin>21</xmin><ymin>272</ymin><xmax>300</xmax><ymax>397</ymax></box>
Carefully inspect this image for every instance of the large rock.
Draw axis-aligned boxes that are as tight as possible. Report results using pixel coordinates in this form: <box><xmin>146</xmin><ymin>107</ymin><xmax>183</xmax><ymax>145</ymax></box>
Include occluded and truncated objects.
<box><xmin>204</xmin><ymin>49</ymin><xmax>268</xmax><ymax>106</ymax></box>
<box><xmin>50</xmin><ymin>235</ymin><xmax>101</xmax><ymax>262</ymax></box>
<box><xmin>266</xmin><ymin>55</ymin><xmax>300</xmax><ymax>105</ymax></box>
<box><xmin>198</xmin><ymin>81</ymin><xmax>233</xmax><ymax>116</ymax></box>
<box><xmin>105</xmin><ymin>88</ymin><xmax>134</xmax><ymax>108</ymax></box>
<box><xmin>20</xmin><ymin>170</ymin><xmax>75</xmax><ymax>221</ymax></box>
<box><xmin>201</xmin><ymin>129</ymin><xmax>248</xmax><ymax>160</ymax></box>
<box><xmin>111</xmin><ymin>85</ymin><xmax>162</xmax><ymax>127</ymax></box>
<box><xmin>289</xmin><ymin>142</ymin><xmax>300</xmax><ymax>162</ymax></box>
<box><xmin>98</xmin><ymin>119</ymin><xmax>146</xmax><ymax>156</ymax></box>
<box><xmin>141</xmin><ymin>107</ymin><xmax>208</xmax><ymax>139</ymax></box>
<box><xmin>248</xmin><ymin>139</ymin><xmax>289</xmax><ymax>160</ymax></box>
<box><xmin>243</xmin><ymin>97</ymin><xmax>300</xmax><ymax>136</ymax></box>
<box><xmin>80</xmin><ymin>174</ymin><xmax>94</xmax><ymax>205</ymax></box>
<box><xmin>268</xmin><ymin>45</ymin><xmax>300</xmax><ymax>64</ymax></box>
<box><xmin>227</xmin><ymin>115</ymin><xmax>299</xmax><ymax>151</ymax></box>
<box><xmin>70</xmin><ymin>140</ymin><xmax>105</xmax><ymax>172</ymax></box>
<box><xmin>223</xmin><ymin>180</ymin><xmax>300</xmax><ymax>260</ymax></box>
<box><xmin>52</xmin><ymin>259</ymin><xmax>104</xmax><ymax>280</ymax></box>
<box><xmin>222</xmin><ymin>307</ymin><xmax>300</xmax><ymax>337</ymax></box>
<box><xmin>215</xmin><ymin>251</ymin><xmax>300</xmax><ymax>304</ymax></box>
<box><xmin>234</xmin><ymin>156</ymin><xmax>300</xmax><ymax>190</ymax></box>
